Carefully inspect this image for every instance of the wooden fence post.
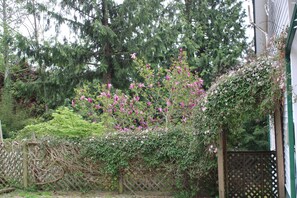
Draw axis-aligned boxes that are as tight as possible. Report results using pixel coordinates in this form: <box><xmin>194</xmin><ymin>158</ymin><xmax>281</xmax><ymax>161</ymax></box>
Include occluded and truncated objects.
<box><xmin>118</xmin><ymin>170</ymin><xmax>124</xmax><ymax>194</ymax></box>
<box><xmin>23</xmin><ymin>142</ymin><xmax>28</xmax><ymax>188</ymax></box>
<box><xmin>0</xmin><ymin>120</ymin><xmax>3</xmax><ymax>143</ymax></box>
<box><xmin>274</xmin><ymin>102</ymin><xmax>285</xmax><ymax>198</ymax></box>
<box><xmin>118</xmin><ymin>170</ymin><xmax>123</xmax><ymax>194</ymax></box>
<box><xmin>218</xmin><ymin>129</ymin><xmax>226</xmax><ymax>198</ymax></box>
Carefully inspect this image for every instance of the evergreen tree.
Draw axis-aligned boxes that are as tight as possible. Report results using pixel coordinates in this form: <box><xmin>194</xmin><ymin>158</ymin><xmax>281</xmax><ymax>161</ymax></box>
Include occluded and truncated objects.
<box><xmin>14</xmin><ymin>0</ymin><xmax>246</xmax><ymax>111</ymax></box>
<box><xmin>180</xmin><ymin>0</ymin><xmax>247</xmax><ymax>87</ymax></box>
<box><xmin>0</xmin><ymin>0</ymin><xmax>31</xmax><ymax>137</ymax></box>
<box><xmin>41</xmin><ymin>0</ymin><xmax>246</xmax><ymax>88</ymax></box>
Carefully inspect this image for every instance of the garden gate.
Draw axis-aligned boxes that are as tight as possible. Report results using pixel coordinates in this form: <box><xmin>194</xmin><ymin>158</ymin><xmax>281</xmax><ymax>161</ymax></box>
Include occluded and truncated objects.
<box><xmin>226</xmin><ymin>151</ymin><xmax>279</xmax><ymax>197</ymax></box>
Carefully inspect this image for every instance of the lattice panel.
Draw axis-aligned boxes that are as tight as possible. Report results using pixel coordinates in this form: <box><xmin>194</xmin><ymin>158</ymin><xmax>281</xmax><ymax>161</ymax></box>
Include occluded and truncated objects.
<box><xmin>226</xmin><ymin>151</ymin><xmax>278</xmax><ymax>198</ymax></box>
<box><xmin>1</xmin><ymin>140</ymin><xmax>179</xmax><ymax>195</ymax></box>
<box><xmin>27</xmin><ymin>142</ymin><xmax>115</xmax><ymax>191</ymax></box>
<box><xmin>122</xmin><ymin>163</ymin><xmax>174</xmax><ymax>195</ymax></box>
<box><xmin>0</xmin><ymin>143</ymin><xmax>23</xmax><ymax>189</ymax></box>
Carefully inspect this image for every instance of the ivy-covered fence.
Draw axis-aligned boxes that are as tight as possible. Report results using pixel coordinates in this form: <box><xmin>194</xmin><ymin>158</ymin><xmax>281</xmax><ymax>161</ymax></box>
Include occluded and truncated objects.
<box><xmin>0</xmin><ymin>128</ymin><xmax>217</xmax><ymax>197</ymax></box>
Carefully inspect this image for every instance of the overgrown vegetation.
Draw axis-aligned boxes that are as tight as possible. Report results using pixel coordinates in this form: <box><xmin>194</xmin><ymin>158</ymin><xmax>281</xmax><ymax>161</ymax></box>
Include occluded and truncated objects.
<box><xmin>81</xmin><ymin>127</ymin><xmax>217</xmax><ymax>197</ymax></box>
<box><xmin>194</xmin><ymin>34</ymin><xmax>286</xmax><ymax>142</ymax></box>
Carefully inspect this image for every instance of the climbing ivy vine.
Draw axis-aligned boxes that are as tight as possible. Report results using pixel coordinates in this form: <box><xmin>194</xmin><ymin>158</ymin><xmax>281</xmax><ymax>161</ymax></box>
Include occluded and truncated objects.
<box><xmin>193</xmin><ymin>34</ymin><xmax>286</xmax><ymax>139</ymax></box>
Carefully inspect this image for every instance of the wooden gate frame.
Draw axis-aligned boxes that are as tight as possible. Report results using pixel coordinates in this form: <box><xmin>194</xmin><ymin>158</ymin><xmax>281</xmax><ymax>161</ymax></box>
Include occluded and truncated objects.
<box><xmin>217</xmin><ymin>101</ymin><xmax>285</xmax><ymax>198</ymax></box>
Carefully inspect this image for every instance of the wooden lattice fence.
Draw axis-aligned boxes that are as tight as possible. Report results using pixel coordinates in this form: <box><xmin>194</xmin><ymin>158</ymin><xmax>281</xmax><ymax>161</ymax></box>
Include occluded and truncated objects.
<box><xmin>0</xmin><ymin>141</ymin><xmax>175</xmax><ymax>195</ymax></box>
<box><xmin>121</xmin><ymin>162</ymin><xmax>175</xmax><ymax>195</ymax></box>
<box><xmin>0</xmin><ymin>143</ymin><xmax>23</xmax><ymax>189</ymax></box>
<box><xmin>226</xmin><ymin>151</ymin><xmax>278</xmax><ymax>197</ymax></box>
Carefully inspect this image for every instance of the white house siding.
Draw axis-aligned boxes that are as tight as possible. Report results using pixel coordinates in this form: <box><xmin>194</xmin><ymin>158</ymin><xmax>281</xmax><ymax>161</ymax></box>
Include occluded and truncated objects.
<box><xmin>265</xmin><ymin>0</ymin><xmax>292</xmax><ymax>196</ymax></box>
<box><xmin>283</xmin><ymin>94</ymin><xmax>291</xmax><ymax>196</ymax></box>
<box><xmin>290</xmin><ymin>34</ymin><xmax>297</xmax><ymax>194</ymax></box>
<box><xmin>268</xmin><ymin>0</ymin><xmax>289</xmax><ymax>36</ymax></box>
<box><xmin>269</xmin><ymin>116</ymin><xmax>276</xmax><ymax>150</ymax></box>
<box><xmin>254</xmin><ymin>0</ymin><xmax>268</xmax><ymax>54</ymax></box>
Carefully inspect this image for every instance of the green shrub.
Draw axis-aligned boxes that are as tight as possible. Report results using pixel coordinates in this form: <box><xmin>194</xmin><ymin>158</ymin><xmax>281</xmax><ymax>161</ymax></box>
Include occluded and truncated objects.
<box><xmin>18</xmin><ymin>107</ymin><xmax>105</xmax><ymax>138</ymax></box>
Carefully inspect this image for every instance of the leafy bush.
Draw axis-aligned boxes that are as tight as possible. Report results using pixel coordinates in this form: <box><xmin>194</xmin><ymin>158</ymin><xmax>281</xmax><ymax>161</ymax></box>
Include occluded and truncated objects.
<box><xmin>18</xmin><ymin>107</ymin><xmax>105</xmax><ymax>138</ymax></box>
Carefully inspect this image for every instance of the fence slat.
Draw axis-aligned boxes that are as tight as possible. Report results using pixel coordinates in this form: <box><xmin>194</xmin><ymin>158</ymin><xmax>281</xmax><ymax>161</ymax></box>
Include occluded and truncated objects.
<box><xmin>23</xmin><ymin>143</ymin><xmax>28</xmax><ymax>188</ymax></box>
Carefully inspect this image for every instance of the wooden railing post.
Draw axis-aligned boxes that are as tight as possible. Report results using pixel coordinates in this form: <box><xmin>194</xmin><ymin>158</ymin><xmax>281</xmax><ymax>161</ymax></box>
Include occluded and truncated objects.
<box><xmin>218</xmin><ymin>129</ymin><xmax>226</xmax><ymax>198</ymax></box>
<box><xmin>118</xmin><ymin>170</ymin><xmax>123</xmax><ymax>194</ymax></box>
<box><xmin>274</xmin><ymin>102</ymin><xmax>285</xmax><ymax>197</ymax></box>
<box><xmin>23</xmin><ymin>142</ymin><xmax>28</xmax><ymax>188</ymax></box>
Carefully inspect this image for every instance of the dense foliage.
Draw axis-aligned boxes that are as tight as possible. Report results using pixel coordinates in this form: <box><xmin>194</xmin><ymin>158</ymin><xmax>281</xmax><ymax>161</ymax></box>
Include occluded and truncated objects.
<box><xmin>82</xmin><ymin>127</ymin><xmax>218</xmax><ymax>197</ymax></box>
<box><xmin>193</xmin><ymin>35</ymin><xmax>286</xmax><ymax>140</ymax></box>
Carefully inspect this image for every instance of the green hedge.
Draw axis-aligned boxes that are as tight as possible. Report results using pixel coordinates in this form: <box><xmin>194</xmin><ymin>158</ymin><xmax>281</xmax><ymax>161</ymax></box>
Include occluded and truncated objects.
<box><xmin>81</xmin><ymin>127</ymin><xmax>218</xmax><ymax>197</ymax></box>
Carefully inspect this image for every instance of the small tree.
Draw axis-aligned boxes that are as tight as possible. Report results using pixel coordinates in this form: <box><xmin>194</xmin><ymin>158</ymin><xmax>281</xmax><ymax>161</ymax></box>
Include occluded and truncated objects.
<box><xmin>72</xmin><ymin>50</ymin><xmax>205</xmax><ymax>131</ymax></box>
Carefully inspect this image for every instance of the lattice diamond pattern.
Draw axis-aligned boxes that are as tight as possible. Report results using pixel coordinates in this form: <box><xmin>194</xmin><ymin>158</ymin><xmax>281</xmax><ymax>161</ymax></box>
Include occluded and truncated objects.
<box><xmin>226</xmin><ymin>151</ymin><xmax>278</xmax><ymax>198</ymax></box>
<box><xmin>122</xmin><ymin>163</ymin><xmax>174</xmax><ymax>195</ymax></box>
<box><xmin>0</xmin><ymin>143</ymin><xmax>23</xmax><ymax>189</ymax></box>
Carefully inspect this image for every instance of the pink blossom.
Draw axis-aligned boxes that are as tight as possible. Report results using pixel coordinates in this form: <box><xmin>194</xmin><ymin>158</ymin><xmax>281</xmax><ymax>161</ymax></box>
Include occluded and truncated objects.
<box><xmin>182</xmin><ymin>116</ymin><xmax>187</xmax><ymax>123</ymax></box>
<box><xmin>165</xmin><ymin>75</ymin><xmax>170</xmax><ymax>80</ymax></box>
<box><xmin>80</xmin><ymin>95</ymin><xmax>85</xmax><ymax>100</ymax></box>
<box><xmin>137</xmin><ymin>126</ymin><xmax>143</xmax><ymax>130</ymax></box>
<box><xmin>166</xmin><ymin>100</ymin><xmax>171</xmax><ymax>106</ymax></box>
<box><xmin>100</xmin><ymin>92</ymin><xmax>107</xmax><ymax>97</ymax></box>
<box><xmin>147</xmin><ymin>101</ymin><xmax>152</xmax><ymax>106</ymax></box>
<box><xmin>130</xmin><ymin>53</ymin><xmax>136</xmax><ymax>59</ymax></box>
<box><xmin>189</xmin><ymin>103</ymin><xmax>196</xmax><ymax>109</ymax></box>
<box><xmin>134</xmin><ymin>96</ymin><xmax>140</xmax><ymax>101</ymax></box>
<box><xmin>95</xmin><ymin>104</ymin><xmax>101</xmax><ymax>109</ymax></box>
<box><xmin>180</xmin><ymin>102</ymin><xmax>185</xmax><ymax>108</ymax></box>
<box><xmin>107</xmin><ymin>83</ymin><xmax>112</xmax><ymax>90</ymax></box>
<box><xmin>138</xmin><ymin>83</ymin><xmax>145</xmax><ymax>88</ymax></box>
<box><xmin>106</xmin><ymin>92</ymin><xmax>111</xmax><ymax>98</ymax></box>
<box><xmin>71</xmin><ymin>100</ymin><xmax>75</xmax><ymax>107</ymax></box>
<box><xmin>114</xmin><ymin>94</ymin><xmax>119</xmax><ymax>101</ymax></box>
<box><xmin>158</xmin><ymin>107</ymin><xmax>163</xmax><ymax>112</ymax></box>
<box><xmin>129</xmin><ymin>83</ymin><xmax>135</xmax><ymax>89</ymax></box>
<box><xmin>115</xmin><ymin>125</ymin><xmax>121</xmax><ymax>130</ymax></box>
<box><xmin>87</xmin><ymin>98</ymin><xmax>93</xmax><ymax>103</ymax></box>
<box><xmin>123</xmin><ymin>128</ymin><xmax>129</xmax><ymax>132</ymax></box>
<box><xmin>146</xmin><ymin>64</ymin><xmax>151</xmax><ymax>69</ymax></box>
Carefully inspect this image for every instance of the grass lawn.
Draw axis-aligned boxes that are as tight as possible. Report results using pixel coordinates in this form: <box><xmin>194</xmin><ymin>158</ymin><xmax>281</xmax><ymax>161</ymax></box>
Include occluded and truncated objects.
<box><xmin>1</xmin><ymin>189</ymin><xmax>173</xmax><ymax>198</ymax></box>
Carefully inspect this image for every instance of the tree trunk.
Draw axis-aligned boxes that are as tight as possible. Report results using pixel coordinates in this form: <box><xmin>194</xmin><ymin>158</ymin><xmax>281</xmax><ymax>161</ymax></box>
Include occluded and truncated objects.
<box><xmin>101</xmin><ymin>0</ymin><xmax>113</xmax><ymax>84</ymax></box>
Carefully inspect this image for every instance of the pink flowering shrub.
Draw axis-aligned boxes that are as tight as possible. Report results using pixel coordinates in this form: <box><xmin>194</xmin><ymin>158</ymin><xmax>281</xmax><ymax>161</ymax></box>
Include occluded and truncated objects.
<box><xmin>72</xmin><ymin>50</ymin><xmax>205</xmax><ymax>131</ymax></box>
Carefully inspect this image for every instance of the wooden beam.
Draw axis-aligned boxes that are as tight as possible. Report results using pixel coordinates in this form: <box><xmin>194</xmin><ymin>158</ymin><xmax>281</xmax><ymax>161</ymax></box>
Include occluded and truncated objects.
<box><xmin>218</xmin><ymin>129</ymin><xmax>227</xmax><ymax>198</ymax></box>
<box><xmin>274</xmin><ymin>102</ymin><xmax>285</xmax><ymax>198</ymax></box>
